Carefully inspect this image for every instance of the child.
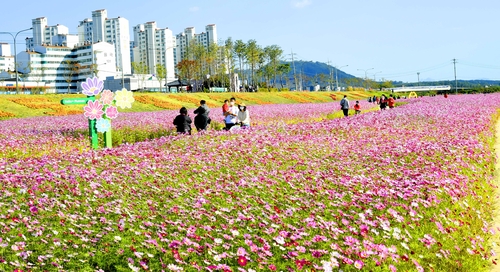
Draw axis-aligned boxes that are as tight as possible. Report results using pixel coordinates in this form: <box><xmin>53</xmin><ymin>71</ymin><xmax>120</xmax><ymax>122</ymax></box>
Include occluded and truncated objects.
<box><xmin>354</xmin><ymin>101</ymin><xmax>361</xmax><ymax>114</ymax></box>
<box><xmin>222</xmin><ymin>100</ymin><xmax>229</xmax><ymax>115</ymax></box>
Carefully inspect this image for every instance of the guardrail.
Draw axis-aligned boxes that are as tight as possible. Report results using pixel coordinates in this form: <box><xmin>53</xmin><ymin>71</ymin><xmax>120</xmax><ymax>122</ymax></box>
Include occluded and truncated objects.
<box><xmin>391</xmin><ymin>85</ymin><xmax>451</xmax><ymax>92</ymax></box>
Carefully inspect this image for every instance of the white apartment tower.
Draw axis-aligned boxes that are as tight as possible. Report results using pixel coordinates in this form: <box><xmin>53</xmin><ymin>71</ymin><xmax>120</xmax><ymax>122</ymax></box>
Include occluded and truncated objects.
<box><xmin>132</xmin><ymin>21</ymin><xmax>175</xmax><ymax>80</ymax></box>
<box><xmin>26</xmin><ymin>17</ymin><xmax>70</xmax><ymax>50</ymax></box>
<box><xmin>0</xmin><ymin>43</ymin><xmax>14</xmax><ymax>72</ymax></box>
<box><xmin>77</xmin><ymin>9</ymin><xmax>131</xmax><ymax>74</ymax></box>
<box><xmin>174</xmin><ymin>24</ymin><xmax>217</xmax><ymax>66</ymax></box>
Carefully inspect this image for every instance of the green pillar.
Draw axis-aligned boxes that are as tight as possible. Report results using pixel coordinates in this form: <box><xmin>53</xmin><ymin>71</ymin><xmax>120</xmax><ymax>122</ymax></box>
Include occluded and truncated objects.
<box><xmin>88</xmin><ymin>119</ymin><xmax>98</xmax><ymax>149</ymax></box>
<box><xmin>104</xmin><ymin>125</ymin><xmax>112</xmax><ymax>148</ymax></box>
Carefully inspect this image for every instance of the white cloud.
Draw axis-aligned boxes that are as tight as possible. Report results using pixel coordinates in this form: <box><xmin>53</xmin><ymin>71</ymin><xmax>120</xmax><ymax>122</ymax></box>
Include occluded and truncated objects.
<box><xmin>189</xmin><ymin>6</ymin><xmax>200</xmax><ymax>12</ymax></box>
<box><xmin>292</xmin><ymin>0</ymin><xmax>312</xmax><ymax>8</ymax></box>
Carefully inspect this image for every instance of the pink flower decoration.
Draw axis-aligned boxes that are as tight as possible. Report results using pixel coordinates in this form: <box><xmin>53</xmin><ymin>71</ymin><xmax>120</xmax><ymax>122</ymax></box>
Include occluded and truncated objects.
<box><xmin>81</xmin><ymin>77</ymin><xmax>103</xmax><ymax>96</ymax></box>
<box><xmin>83</xmin><ymin>100</ymin><xmax>104</xmax><ymax>120</ymax></box>
<box><xmin>105</xmin><ymin>106</ymin><xmax>119</xmax><ymax>119</ymax></box>
<box><xmin>100</xmin><ymin>89</ymin><xmax>114</xmax><ymax>105</ymax></box>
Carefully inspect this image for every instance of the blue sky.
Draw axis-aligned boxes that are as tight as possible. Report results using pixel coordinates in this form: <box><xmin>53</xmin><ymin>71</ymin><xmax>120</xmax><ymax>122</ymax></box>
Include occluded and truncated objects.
<box><xmin>1</xmin><ymin>0</ymin><xmax>499</xmax><ymax>82</ymax></box>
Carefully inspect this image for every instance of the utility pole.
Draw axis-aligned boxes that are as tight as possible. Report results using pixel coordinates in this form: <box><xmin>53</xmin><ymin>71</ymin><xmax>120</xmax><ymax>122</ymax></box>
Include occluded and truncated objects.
<box><xmin>290</xmin><ymin>50</ymin><xmax>298</xmax><ymax>91</ymax></box>
<box><xmin>336</xmin><ymin>65</ymin><xmax>348</xmax><ymax>91</ymax></box>
<box><xmin>417</xmin><ymin>72</ymin><xmax>420</xmax><ymax>86</ymax></box>
<box><xmin>327</xmin><ymin>60</ymin><xmax>333</xmax><ymax>91</ymax></box>
<box><xmin>453</xmin><ymin>58</ymin><xmax>457</xmax><ymax>94</ymax></box>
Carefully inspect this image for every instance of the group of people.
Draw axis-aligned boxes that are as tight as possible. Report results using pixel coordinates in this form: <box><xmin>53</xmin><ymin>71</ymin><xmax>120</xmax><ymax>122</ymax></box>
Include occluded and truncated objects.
<box><xmin>340</xmin><ymin>94</ymin><xmax>396</xmax><ymax>117</ymax></box>
<box><xmin>340</xmin><ymin>95</ymin><xmax>362</xmax><ymax>117</ymax></box>
<box><xmin>368</xmin><ymin>94</ymin><xmax>396</xmax><ymax>110</ymax></box>
<box><xmin>173</xmin><ymin>97</ymin><xmax>251</xmax><ymax>134</ymax></box>
<box><xmin>222</xmin><ymin>97</ymin><xmax>251</xmax><ymax>130</ymax></box>
<box><xmin>173</xmin><ymin>100</ymin><xmax>211</xmax><ymax>134</ymax></box>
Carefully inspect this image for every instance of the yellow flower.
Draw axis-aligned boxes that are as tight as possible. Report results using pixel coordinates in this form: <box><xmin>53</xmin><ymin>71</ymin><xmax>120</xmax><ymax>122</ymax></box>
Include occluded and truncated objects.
<box><xmin>114</xmin><ymin>88</ymin><xmax>135</xmax><ymax>109</ymax></box>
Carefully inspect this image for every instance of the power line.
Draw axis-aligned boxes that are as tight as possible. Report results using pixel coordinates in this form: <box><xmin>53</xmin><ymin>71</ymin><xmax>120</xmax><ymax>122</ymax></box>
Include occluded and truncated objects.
<box><xmin>458</xmin><ymin>61</ymin><xmax>500</xmax><ymax>70</ymax></box>
<box><xmin>453</xmin><ymin>58</ymin><xmax>457</xmax><ymax>94</ymax></box>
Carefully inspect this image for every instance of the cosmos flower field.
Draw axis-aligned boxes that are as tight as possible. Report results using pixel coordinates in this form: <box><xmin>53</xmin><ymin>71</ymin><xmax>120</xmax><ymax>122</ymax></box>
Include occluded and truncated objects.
<box><xmin>0</xmin><ymin>94</ymin><xmax>499</xmax><ymax>271</ymax></box>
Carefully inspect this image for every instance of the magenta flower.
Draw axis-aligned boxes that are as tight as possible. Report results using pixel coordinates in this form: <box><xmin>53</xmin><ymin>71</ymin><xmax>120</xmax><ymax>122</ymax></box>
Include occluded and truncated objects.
<box><xmin>81</xmin><ymin>77</ymin><xmax>103</xmax><ymax>96</ymax></box>
<box><xmin>83</xmin><ymin>100</ymin><xmax>104</xmax><ymax>120</ymax></box>
<box><xmin>105</xmin><ymin>105</ymin><xmax>119</xmax><ymax>119</ymax></box>
<box><xmin>29</xmin><ymin>205</ymin><xmax>38</xmax><ymax>214</ymax></box>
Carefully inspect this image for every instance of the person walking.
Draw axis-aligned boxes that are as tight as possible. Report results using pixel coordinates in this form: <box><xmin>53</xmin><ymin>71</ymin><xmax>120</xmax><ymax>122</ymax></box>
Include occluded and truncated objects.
<box><xmin>173</xmin><ymin>107</ymin><xmax>192</xmax><ymax>134</ymax></box>
<box><xmin>387</xmin><ymin>95</ymin><xmax>396</xmax><ymax>109</ymax></box>
<box><xmin>340</xmin><ymin>95</ymin><xmax>350</xmax><ymax>117</ymax></box>
<box><xmin>194</xmin><ymin>100</ymin><xmax>211</xmax><ymax>132</ymax></box>
<box><xmin>379</xmin><ymin>95</ymin><xmax>388</xmax><ymax>110</ymax></box>
<box><xmin>224</xmin><ymin>97</ymin><xmax>239</xmax><ymax>130</ymax></box>
<box><xmin>237</xmin><ymin>103</ymin><xmax>250</xmax><ymax>128</ymax></box>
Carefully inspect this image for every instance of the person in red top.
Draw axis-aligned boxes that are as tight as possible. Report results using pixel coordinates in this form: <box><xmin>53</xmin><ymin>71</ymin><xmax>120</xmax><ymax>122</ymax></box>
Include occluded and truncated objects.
<box><xmin>354</xmin><ymin>101</ymin><xmax>361</xmax><ymax>114</ymax></box>
<box><xmin>387</xmin><ymin>95</ymin><xmax>396</xmax><ymax>108</ymax></box>
<box><xmin>222</xmin><ymin>99</ymin><xmax>229</xmax><ymax>115</ymax></box>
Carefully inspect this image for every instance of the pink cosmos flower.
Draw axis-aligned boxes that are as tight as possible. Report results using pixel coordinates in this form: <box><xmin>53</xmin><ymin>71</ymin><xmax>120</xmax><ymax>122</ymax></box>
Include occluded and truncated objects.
<box><xmin>237</xmin><ymin>247</ymin><xmax>247</xmax><ymax>256</ymax></box>
<box><xmin>81</xmin><ymin>77</ymin><xmax>103</xmax><ymax>96</ymax></box>
<box><xmin>105</xmin><ymin>105</ymin><xmax>119</xmax><ymax>119</ymax></box>
<box><xmin>354</xmin><ymin>260</ymin><xmax>364</xmax><ymax>269</ymax></box>
<box><xmin>268</xmin><ymin>264</ymin><xmax>277</xmax><ymax>271</ymax></box>
<box><xmin>100</xmin><ymin>89</ymin><xmax>114</xmax><ymax>105</ymax></box>
<box><xmin>83</xmin><ymin>100</ymin><xmax>104</xmax><ymax>120</ymax></box>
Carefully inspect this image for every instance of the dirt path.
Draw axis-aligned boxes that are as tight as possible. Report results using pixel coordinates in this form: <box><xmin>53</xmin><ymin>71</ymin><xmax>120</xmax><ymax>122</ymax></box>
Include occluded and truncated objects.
<box><xmin>491</xmin><ymin>120</ymin><xmax>500</xmax><ymax>271</ymax></box>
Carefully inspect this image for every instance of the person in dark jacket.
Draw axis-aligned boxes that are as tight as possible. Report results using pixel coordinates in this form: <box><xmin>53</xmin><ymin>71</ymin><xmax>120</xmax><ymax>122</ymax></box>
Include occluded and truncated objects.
<box><xmin>173</xmin><ymin>107</ymin><xmax>192</xmax><ymax>134</ymax></box>
<box><xmin>193</xmin><ymin>100</ymin><xmax>211</xmax><ymax>132</ymax></box>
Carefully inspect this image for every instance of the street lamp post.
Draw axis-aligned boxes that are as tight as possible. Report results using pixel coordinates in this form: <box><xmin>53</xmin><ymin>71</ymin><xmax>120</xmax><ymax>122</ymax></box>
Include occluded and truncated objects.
<box><xmin>335</xmin><ymin>65</ymin><xmax>348</xmax><ymax>91</ymax></box>
<box><xmin>0</xmin><ymin>28</ymin><xmax>32</xmax><ymax>93</ymax></box>
<box><xmin>357</xmin><ymin>68</ymin><xmax>374</xmax><ymax>89</ymax></box>
<box><xmin>373</xmin><ymin>71</ymin><xmax>382</xmax><ymax>81</ymax></box>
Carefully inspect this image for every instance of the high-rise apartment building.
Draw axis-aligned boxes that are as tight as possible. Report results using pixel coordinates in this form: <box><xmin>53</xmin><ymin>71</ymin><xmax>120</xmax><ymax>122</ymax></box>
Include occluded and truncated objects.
<box><xmin>132</xmin><ymin>21</ymin><xmax>175</xmax><ymax>80</ymax></box>
<box><xmin>26</xmin><ymin>17</ymin><xmax>71</xmax><ymax>50</ymax></box>
<box><xmin>77</xmin><ymin>9</ymin><xmax>131</xmax><ymax>74</ymax></box>
<box><xmin>174</xmin><ymin>24</ymin><xmax>217</xmax><ymax>66</ymax></box>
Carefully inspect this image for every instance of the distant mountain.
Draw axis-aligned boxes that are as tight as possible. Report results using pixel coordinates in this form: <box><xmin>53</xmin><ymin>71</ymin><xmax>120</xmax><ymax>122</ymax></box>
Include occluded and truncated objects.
<box><xmin>283</xmin><ymin>60</ymin><xmax>355</xmax><ymax>81</ymax></box>
<box><xmin>275</xmin><ymin>61</ymin><xmax>500</xmax><ymax>88</ymax></box>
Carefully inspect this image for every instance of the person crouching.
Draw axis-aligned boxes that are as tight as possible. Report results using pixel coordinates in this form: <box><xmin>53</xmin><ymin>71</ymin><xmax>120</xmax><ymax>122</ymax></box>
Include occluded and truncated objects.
<box><xmin>173</xmin><ymin>107</ymin><xmax>192</xmax><ymax>134</ymax></box>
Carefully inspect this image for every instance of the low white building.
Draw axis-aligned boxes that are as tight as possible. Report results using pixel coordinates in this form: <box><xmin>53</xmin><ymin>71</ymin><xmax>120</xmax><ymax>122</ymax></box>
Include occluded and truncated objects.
<box><xmin>16</xmin><ymin>41</ymin><xmax>116</xmax><ymax>93</ymax></box>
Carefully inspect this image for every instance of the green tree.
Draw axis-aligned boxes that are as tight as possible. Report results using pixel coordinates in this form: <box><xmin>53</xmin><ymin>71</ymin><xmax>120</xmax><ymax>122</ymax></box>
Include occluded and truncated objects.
<box><xmin>233</xmin><ymin>40</ymin><xmax>247</xmax><ymax>88</ymax></box>
<box><xmin>277</xmin><ymin>63</ymin><xmax>291</xmax><ymax>90</ymax></box>
<box><xmin>155</xmin><ymin>64</ymin><xmax>166</xmax><ymax>92</ymax></box>
<box><xmin>263</xmin><ymin>45</ymin><xmax>283</xmax><ymax>88</ymax></box>
<box><xmin>245</xmin><ymin>40</ymin><xmax>261</xmax><ymax>88</ymax></box>
<box><xmin>223</xmin><ymin>38</ymin><xmax>236</xmax><ymax>91</ymax></box>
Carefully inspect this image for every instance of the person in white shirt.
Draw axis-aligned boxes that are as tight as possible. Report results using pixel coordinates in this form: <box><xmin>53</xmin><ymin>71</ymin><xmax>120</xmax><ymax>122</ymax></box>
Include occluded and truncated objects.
<box><xmin>237</xmin><ymin>103</ymin><xmax>250</xmax><ymax>128</ymax></box>
<box><xmin>224</xmin><ymin>97</ymin><xmax>239</xmax><ymax>130</ymax></box>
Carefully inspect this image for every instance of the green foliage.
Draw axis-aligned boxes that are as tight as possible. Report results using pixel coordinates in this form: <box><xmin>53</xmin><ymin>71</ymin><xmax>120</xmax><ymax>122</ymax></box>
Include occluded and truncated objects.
<box><xmin>258</xmin><ymin>87</ymin><xmax>280</xmax><ymax>92</ymax></box>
